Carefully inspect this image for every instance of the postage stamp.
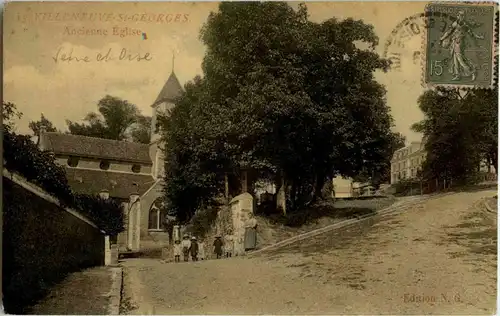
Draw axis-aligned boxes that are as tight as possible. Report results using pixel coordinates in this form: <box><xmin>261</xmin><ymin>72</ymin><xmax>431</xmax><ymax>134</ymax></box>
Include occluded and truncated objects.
<box><xmin>424</xmin><ymin>2</ymin><xmax>497</xmax><ymax>88</ymax></box>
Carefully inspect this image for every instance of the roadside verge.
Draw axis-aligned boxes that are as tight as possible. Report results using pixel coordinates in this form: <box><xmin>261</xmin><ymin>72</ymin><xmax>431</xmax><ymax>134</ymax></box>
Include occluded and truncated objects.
<box><xmin>248</xmin><ymin>193</ymin><xmax>455</xmax><ymax>257</ymax></box>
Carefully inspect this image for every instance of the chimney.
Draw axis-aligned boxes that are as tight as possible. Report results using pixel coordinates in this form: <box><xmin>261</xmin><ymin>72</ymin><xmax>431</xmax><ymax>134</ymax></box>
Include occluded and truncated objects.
<box><xmin>99</xmin><ymin>189</ymin><xmax>110</xmax><ymax>200</ymax></box>
<box><xmin>38</xmin><ymin>125</ymin><xmax>47</xmax><ymax>150</ymax></box>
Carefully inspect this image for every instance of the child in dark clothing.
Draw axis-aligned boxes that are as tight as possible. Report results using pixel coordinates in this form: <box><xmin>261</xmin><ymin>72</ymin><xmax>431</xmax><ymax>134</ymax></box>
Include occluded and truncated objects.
<box><xmin>190</xmin><ymin>236</ymin><xmax>199</xmax><ymax>261</ymax></box>
<box><xmin>213</xmin><ymin>236</ymin><xmax>223</xmax><ymax>259</ymax></box>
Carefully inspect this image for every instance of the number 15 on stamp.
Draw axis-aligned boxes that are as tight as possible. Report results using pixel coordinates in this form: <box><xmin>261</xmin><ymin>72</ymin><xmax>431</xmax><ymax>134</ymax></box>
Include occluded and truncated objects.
<box><xmin>424</xmin><ymin>2</ymin><xmax>497</xmax><ymax>88</ymax></box>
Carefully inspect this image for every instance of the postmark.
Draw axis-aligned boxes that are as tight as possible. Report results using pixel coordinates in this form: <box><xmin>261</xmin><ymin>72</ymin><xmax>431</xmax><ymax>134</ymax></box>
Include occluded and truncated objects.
<box><xmin>383</xmin><ymin>11</ymin><xmax>456</xmax><ymax>74</ymax></box>
<box><xmin>424</xmin><ymin>2</ymin><xmax>497</xmax><ymax>88</ymax></box>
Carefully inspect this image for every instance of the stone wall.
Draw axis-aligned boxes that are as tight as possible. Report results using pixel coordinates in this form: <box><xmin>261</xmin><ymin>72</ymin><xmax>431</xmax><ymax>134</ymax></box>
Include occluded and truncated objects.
<box><xmin>3</xmin><ymin>175</ymin><xmax>106</xmax><ymax>313</ymax></box>
<box><xmin>197</xmin><ymin>194</ymin><xmax>255</xmax><ymax>257</ymax></box>
<box><xmin>230</xmin><ymin>193</ymin><xmax>254</xmax><ymax>255</ymax></box>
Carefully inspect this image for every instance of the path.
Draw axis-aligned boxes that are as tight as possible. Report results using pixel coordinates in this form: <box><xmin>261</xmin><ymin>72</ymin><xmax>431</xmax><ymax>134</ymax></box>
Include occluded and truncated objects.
<box><xmin>28</xmin><ymin>267</ymin><xmax>121</xmax><ymax>315</ymax></box>
<box><xmin>121</xmin><ymin>190</ymin><xmax>497</xmax><ymax>315</ymax></box>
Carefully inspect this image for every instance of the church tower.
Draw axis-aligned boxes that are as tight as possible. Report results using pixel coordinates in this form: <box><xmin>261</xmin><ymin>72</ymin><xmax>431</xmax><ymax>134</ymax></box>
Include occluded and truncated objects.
<box><xmin>150</xmin><ymin>54</ymin><xmax>184</xmax><ymax>179</ymax></box>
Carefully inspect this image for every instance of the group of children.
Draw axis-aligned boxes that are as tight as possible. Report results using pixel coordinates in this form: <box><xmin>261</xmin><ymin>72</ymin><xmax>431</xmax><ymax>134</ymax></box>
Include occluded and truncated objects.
<box><xmin>172</xmin><ymin>234</ymin><xmax>235</xmax><ymax>262</ymax></box>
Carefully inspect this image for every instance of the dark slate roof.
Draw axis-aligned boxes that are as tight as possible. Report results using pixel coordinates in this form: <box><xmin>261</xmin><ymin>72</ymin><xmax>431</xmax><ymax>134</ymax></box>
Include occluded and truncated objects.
<box><xmin>65</xmin><ymin>168</ymin><xmax>156</xmax><ymax>199</ymax></box>
<box><xmin>42</xmin><ymin>132</ymin><xmax>152</xmax><ymax>164</ymax></box>
<box><xmin>152</xmin><ymin>71</ymin><xmax>183</xmax><ymax>107</ymax></box>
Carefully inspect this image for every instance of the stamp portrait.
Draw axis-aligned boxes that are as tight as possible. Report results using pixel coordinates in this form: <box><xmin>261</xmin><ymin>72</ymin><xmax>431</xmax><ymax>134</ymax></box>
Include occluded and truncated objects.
<box><xmin>424</xmin><ymin>2</ymin><xmax>497</xmax><ymax>87</ymax></box>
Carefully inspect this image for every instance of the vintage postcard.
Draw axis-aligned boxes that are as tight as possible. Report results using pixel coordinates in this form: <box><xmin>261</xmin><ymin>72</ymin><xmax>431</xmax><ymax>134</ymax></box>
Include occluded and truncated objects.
<box><xmin>3</xmin><ymin>1</ymin><xmax>498</xmax><ymax>315</ymax></box>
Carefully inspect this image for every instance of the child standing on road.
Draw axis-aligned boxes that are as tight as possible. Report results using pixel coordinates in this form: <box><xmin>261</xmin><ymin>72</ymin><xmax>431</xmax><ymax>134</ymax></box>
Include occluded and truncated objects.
<box><xmin>213</xmin><ymin>236</ymin><xmax>223</xmax><ymax>259</ymax></box>
<box><xmin>173</xmin><ymin>240</ymin><xmax>182</xmax><ymax>263</ymax></box>
<box><xmin>181</xmin><ymin>234</ymin><xmax>191</xmax><ymax>262</ymax></box>
<box><xmin>190</xmin><ymin>236</ymin><xmax>199</xmax><ymax>261</ymax></box>
<box><xmin>224</xmin><ymin>235</ymin><xmax>234</xmax><ymax>258</ymax></box>
<box><xmin>198</xmin><ymin>239</ymin><xmax>206</xmax><ymax>260</ymax></box>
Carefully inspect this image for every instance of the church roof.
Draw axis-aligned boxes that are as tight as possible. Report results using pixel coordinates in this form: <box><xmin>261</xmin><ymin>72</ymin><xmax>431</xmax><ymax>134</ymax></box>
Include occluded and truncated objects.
<box><xmin>65</xmin><ymin>168</ymin><xmax>155</xmax><ymax>199</ymax></box>
<box><xmin>41</xmin><ymin>132</ymin><xmax>152</xmax><ymax>164</ymax></box>
<box><xmin>152</xmin><ymin>71</ymin><xmax>183</xmax><ymax>107</ymax></box>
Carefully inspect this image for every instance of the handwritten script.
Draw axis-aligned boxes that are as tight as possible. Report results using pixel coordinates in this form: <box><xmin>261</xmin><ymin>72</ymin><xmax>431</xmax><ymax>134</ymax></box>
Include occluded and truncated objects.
<box><xmin>52</xmin><ymin>47</ymin><xmax>152</xmax><ymax>63</ymax></box>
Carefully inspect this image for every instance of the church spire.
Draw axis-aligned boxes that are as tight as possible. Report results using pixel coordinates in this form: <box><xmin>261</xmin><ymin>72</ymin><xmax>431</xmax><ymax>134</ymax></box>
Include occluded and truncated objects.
<box><xmin>151</xmin><ymin>52</ymin><xmax>183</xmax><ymax>108</ymax></box>
<box><xmin>171</xmin><ymin>50</ymin><xmax>175</xmax><ymax>74</ymax></box>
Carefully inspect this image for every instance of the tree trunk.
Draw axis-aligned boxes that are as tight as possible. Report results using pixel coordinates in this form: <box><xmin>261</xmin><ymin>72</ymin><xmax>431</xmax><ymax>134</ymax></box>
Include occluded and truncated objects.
<box><xmin>313</xmin><ymin>174</ymin><xmax>324</xmax><ymax>201</ymax></box>
<box><xmin>224</xmin><ymin>173</ymin><xmax>229</xmax><ymax>202</ymax></box>
<box><xmin>490</xmin><ymin>151</ymin><xmax>498</xmax><ymax>174</ymax></box>
<box><xmin>275</xmin><ymin>171</ymin><xmax>287</xmax><ymax>215</ymax></box>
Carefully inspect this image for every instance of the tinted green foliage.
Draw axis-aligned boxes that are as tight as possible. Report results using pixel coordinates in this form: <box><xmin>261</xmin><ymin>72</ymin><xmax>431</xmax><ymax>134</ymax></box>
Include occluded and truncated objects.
<box><xmin>66</xmin><ymin>95</ymin><xmax>152</xmax><ymax>144</ymax></box>
<box><xmin>29</xmin><ymin>114</ymin><xmax>58</xmax><ymax>137</ymax></box>
<box><xmin>413</xmin><ymin>87</ymin><xmax>498</xmax><ymax>186</ymax></box>
<box><xmin>3</xmin><ymin>102</ymin><xmax>124</xmax><ymax>235</ymax></box>
<box><xmin>161</xmin><ymin>2</ymin><xmax>396</xmax><ymax>221</ymax></box>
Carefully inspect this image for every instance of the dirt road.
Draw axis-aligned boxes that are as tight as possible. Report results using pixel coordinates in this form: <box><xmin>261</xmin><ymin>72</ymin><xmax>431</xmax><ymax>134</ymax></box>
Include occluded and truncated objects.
<box><xmin>121</xmin><ymin>190</ymin><xmax>497</xmax><ymax>315</ymax></box>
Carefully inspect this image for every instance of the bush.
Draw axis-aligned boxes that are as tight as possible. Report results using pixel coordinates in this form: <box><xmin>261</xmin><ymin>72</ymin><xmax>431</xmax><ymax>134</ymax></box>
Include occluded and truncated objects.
<box><xmin>392</xmin><ymin>179</ymin><xmax>421</xmax><ymax>196</ymax></box>
<box><xmin>185</xmin><ymin>204</ymin><xmax>220</xmax><ymax>239</ymax></box>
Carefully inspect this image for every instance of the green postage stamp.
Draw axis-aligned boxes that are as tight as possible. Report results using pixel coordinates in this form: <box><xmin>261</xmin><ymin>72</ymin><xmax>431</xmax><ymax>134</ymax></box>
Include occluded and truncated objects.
<box><xmin>424</xmin><ymin>2</ymin><xmax>497</xmax><ymax>88</ymax></box>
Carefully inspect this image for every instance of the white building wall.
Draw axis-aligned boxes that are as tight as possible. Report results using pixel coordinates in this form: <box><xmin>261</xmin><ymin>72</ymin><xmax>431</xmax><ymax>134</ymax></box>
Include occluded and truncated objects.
<box><xmin>390</xmin><ymin>142</ymin><xmax>426</xmax><ymax>184</ymax></box>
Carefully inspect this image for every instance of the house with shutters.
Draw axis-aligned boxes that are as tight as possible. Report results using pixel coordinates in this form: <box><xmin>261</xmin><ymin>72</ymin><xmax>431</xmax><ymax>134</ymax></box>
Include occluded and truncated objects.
<box><xmin>38</xmin><ymin>67</ymin><xmax>184</xmax><ymax>252</ymax></box>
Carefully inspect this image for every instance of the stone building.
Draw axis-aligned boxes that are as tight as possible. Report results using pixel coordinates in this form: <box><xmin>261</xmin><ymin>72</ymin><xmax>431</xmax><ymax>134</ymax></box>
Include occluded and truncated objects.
<box><xmin>390</xmin><ymin>141</ymin><xmax>426</xmax><ymax>184</ymax></box>
<box><xmin>38</xmin><ymin>68</ymin><xmax>183</xmax><ymax>252</ymax></box>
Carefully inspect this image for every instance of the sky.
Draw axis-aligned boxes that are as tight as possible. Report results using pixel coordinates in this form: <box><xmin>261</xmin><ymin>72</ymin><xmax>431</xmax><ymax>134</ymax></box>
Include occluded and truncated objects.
<box><xmin>4</xmin><ymin>1</ymin><xmax>429</xmax><ymax>143</ymax></box>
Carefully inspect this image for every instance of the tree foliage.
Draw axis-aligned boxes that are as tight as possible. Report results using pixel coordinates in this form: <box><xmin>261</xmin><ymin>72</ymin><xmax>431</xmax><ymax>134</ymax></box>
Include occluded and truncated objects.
<box><xmin>3</xmin><ymin>102</ymin><xmax>124</xmax><ymax>235</ymax></box>
<box><xmin>66</xmin><ymin>95</ymin><xmax>151</xmax><ymax>144</ymax></box>
<box><xmin>29</xmin><ymin>114</ymin><xmax>58</xmax><ymax>137</ymax></box>
<box><xmin>412</xmin><ymin>87</ymin><xmax>498</xmax><ymax>186</ymax></box>
<box><xmin>354</xmin><ymin>131</ymin><xmax>406</xmax><ymax>187</ymax></box>
<box><xmin>161</xmin><ymin>2</ymin><xmax>396</xmax><ymax>222</ymax></box>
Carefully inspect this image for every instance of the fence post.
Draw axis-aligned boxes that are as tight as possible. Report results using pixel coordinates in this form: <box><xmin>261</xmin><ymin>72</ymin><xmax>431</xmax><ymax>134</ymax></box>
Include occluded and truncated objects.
<box><xmin>104</xmin><ymin>235</ymin><xmax>111</xmax><ymax>266</ymax></box>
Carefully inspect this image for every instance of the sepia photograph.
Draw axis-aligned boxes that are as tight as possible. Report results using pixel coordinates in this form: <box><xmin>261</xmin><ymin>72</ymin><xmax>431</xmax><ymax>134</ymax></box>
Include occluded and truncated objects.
<box><xmin>3</xmin><ymin>1</ymin><xmax>499</xmax><ymax>314</ymax></box>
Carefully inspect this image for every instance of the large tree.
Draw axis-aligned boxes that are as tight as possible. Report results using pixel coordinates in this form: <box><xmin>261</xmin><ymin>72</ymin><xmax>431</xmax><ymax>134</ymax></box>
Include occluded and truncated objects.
<box><xmin>66</xmin><ymin>95</ymin><xmax>151</xmax><ymax>143</ymax></box>
<box><xmin>412</xmin><ymin>87</ymin><xmax>498</xmax><ymax>186</ymax></box>
<box><xmin>161</xmin><ymin>2</ymin><xmax>395</xmax><ymax>221</ymax></box>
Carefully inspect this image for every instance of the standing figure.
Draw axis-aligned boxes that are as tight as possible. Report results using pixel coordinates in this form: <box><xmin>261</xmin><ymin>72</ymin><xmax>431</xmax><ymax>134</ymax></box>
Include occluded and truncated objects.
<box><xmin>181</xmin><ymin>234</ymin><xmax>191</xmax><ymax>262</ymax></box>
<box><xmin>439</xmin><ymin>10</ymin><xmax>484</xmax><ymax>81</ymax></box>
<box><xmin>244</xmin><ymin>213</ymin><xmax>258</xmax><ymax>251</ymax></box>
<box><xmin>213</xmin><ymin>236</ymin><xmax>223</xmax><ymax>259</ymax></box>
<box><xmin>198</xmin><ymin>239</ymin><xmax>206</xmax><ymax>261</ymax></box>
<box><xmin>173</xmin><ymin>240</ymin><xmax>182</xmax><ymax>263</ymax></box>
<box><xmin>224</xmin><ymin>235</ymin><xmax>234</xmax><ymax>258</ymax></box>
<box><xmin>190</xmin><ymin>236</ymin><xmax>199</xmax><ymax>261</ymax></box>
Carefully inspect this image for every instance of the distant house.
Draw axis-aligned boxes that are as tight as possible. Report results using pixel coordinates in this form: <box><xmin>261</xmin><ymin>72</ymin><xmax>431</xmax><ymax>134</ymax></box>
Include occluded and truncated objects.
<box><xmin>38</xmin><ymin>68</ymin><xmax>184</xmax><ymax>251</ymax></box>
<box><xmin>332</xmin><ymin>176</ymin><xmax>355</xmax><ymax>198</ymax></box>
<box><xmin>352</xmin><ymin>182</ymin><xmax>375</xmax><ymax>197</ymax></box>
<box><xmin>390</xmin><ymin>141</ymin><xmax>426</xmax><ymax>185</ymax></box>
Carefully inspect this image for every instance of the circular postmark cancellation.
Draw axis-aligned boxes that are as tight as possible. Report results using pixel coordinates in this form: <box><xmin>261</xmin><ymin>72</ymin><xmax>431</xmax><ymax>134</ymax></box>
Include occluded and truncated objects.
<box><xmin>383</xmin><ymin>3</ymin><xmax>498</xmax><ymax>89</ymax></box>
<box><xmin>382</xmin><ymin>11</ymin><xmax>456</xmax><ymax>74</ymax></box>
<box><xmin>424</xmin><ymin>2</ymin><xmax>498</xmax><ymax>88</ymax></box>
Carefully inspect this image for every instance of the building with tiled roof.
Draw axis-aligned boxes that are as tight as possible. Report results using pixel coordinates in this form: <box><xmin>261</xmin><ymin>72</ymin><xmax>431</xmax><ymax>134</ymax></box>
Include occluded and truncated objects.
<box><xmin>41</xmin><ymin>133</ymin><xmax>152</xmax><ymax>163</ymax></box>
<box><xmin>39</xmin><ymin>62</ymin><xmax>184</xmax><ymax>252</ymax></box>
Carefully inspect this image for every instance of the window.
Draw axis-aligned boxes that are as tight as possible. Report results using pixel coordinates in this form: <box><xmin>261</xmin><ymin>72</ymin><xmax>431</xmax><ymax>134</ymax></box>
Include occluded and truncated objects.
<box><xmin>67</xmin><ymin>156</ymin><xmax>79</xmax><ymax>167</ymax></box>
<box><xmin>100</xmin><ymin>160</ymin><xmax>110</xmax><ymax>170</ymax></box>
<box><xmin>132</xmin><ymin>164</ymin><xmax>141</xmax><ymax>173</ymax></box>
<box><xmin>148</xmin><ymin>198</ymin><xmax>166</xmax><ymax>230</ymax></box>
